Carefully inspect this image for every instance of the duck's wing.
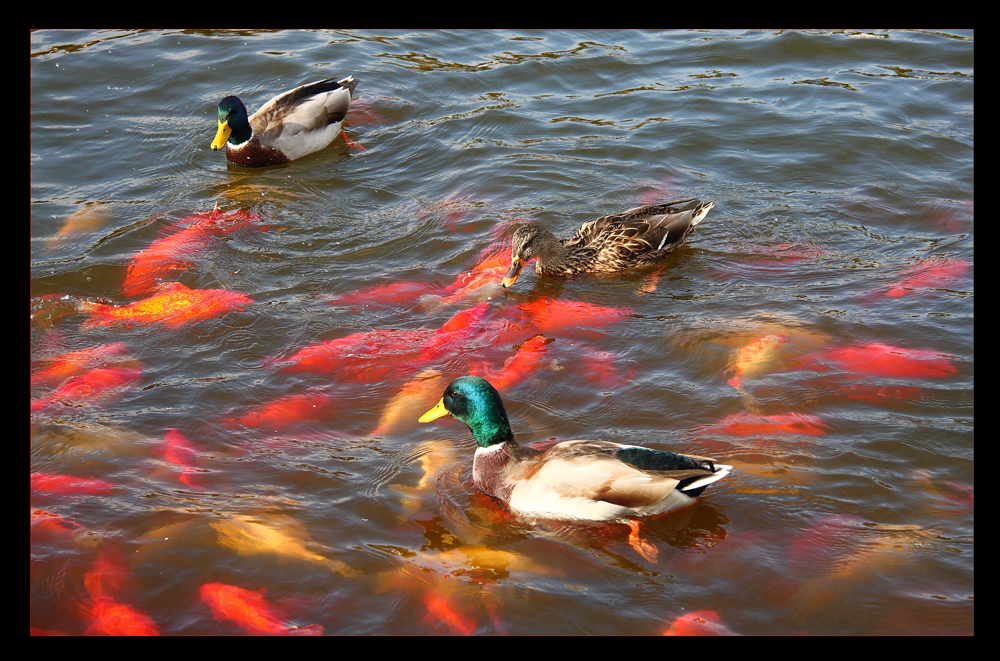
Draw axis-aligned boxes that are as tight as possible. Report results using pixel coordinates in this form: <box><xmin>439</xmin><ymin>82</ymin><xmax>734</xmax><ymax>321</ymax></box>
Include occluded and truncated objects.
<box><xmin>249</xmin><ymin>76</ymin><xmax>357</xmax><ymax>141</ymax></box>
<box><xmin>569</xmin><ymin>199</ymin><xmax>712</xmax><ymax>269</ymax></box>
<box><xmin>519</xmin><ymin>440</ymin><xmax>725</xmax><ymax>510</ymax></box>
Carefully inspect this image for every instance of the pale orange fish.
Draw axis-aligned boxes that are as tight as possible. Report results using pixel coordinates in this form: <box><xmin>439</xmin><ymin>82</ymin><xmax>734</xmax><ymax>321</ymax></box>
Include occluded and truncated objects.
<box><xmin>49</xmin><ymin>203</ymin><xmax>110</xmax><ymax>248</ymax></box>
<box><xmin>82</xmin><ymin>281</ymin><xmax>253</xmax><ymax>329</ymax></box>
<box><xmin>209</xmin><ymin>515</ymin><xmax>356</xmax><ymax>577</ymax></box>
<box><xmin>199</xmin><ymin>582</ymin><xmax>323</xmax><ymax>635</ymax></box>
<box><xmin>726</xmin><ymin>333</ymin><xmax>792</xmax><ymax>389</ymax></box>
<box><xmin>373</xmin><ymin>369</ymin><xmax>445</xmax><ymax>436</ymax></box>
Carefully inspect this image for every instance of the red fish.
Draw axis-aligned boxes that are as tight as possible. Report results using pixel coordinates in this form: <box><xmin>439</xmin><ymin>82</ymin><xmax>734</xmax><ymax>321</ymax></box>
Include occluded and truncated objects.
<box><xmin>82</xmin><ymin>282</ymin><xmax>252</xmax><ymax>329</ymax></box>
<box><xmin>31</xmin><ymin>342</ymin><xmax>130</xmax><ymax>388</ymax></box>
<box><xmin>702</xmin><ymin>411</ymin><xmax>828</xmax><ymax>437</ymax></box>
<box><xmin>472</xmin><ymin>335</ymin><xmax>550</xmax><ymax>391</ymax></box>
<box><xmin>662</xmin><ymin>610</ymin><xmax>735</xmax><ymax>636</ymax></box>
<box><xmin>31</xmin><ymin>472</ymin><xmax>114</xmax><ymax>495</ymax></box>
<box><xmin>30</xmin><ymin>366</ymin><xmax>143</xmax><ymax>413</ymax></box>
<box><xmin>795</xmin><ymin>342</ymin><xmax>957</xmax><ymax>379</ymax></box>
<box><xmin>787</xmin><ymin>514</ymin><xmax>867</xmax><ymax>578</ymax></box>
<box><xmin>277</xmin><ymin>328</ymin><xmax>433</xmax><ymax>380</ymax></box>
<box><xmin>512</xmin><ymin>297</ymin><xmax>632</xmax><ymax>339</ymax></box>
<box><xmin>325</xmin><ymin>280</ymin><xmax>440</xmax><ymax>308</ymax></box>
<box><xmin>158</xmin><ymin>429</ymin><xmax>202</xmax><ymax>488</ymax></box>
<box><xmin>83</xmin><ymin>597</ymin><xmax>161</xmax><ymax>636</ymax></box>
<box><xmin>123</xmin><ymin>207</ymin><xmax>264</xmax><ymax>298</ymax></box>
<box><xmin>226</xmin><ymin>389</ymin><xmax>335</xmax><ymax>432</ymax></box>
<box><xmin>423</xmin><ymin>590</ymin><xmax>477</xmax><ymax>635</ymax></box>
<box><xmin>880</xmin><ymin>258</ymin><xmax>970</xmax><ymax>298</ymax></box>
<box><xmin>30</xmin><ymin>507</ymin><xmax>88</xmax><ymax>538</ymax></box>
<box><xmin>199</xmin><ymin>582</ymin><xmax>323</xmax><ymax>636</ymax></box>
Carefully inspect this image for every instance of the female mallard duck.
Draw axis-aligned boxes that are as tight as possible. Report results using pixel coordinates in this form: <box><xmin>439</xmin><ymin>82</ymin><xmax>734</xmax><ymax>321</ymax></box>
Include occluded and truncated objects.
<box><xmin>210</xmin><ymin>75</ymin><xmax>359</xmax><ymax>167</ymax></box>
<box><xmin>418</xmin><ymin>376</ymin><xmax>731</xmax><ymax>522</ymax></box>
<box><xmin>501</xmin><ymin>197</ymin><xmax>714</xmax><ymax>288</ymax></box>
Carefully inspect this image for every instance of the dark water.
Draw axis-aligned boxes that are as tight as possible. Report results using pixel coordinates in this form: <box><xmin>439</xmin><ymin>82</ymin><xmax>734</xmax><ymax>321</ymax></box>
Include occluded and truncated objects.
<box><xmin>30</xmin><ymin>29</ymin><xmax>973</xmax><ymax>635</ymax></box>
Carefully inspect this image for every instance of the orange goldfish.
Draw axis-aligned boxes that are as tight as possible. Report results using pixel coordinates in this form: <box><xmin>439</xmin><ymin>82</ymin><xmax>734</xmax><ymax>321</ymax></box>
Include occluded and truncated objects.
<box><xmin>30</xmin><ymin>507</ymin><xmax>89</xmax><ymax>538</ymax></box>
<box><xmin>471</xmin><ymin>335</ymin><xmax>550</xmax><ymax>391</ymax></box>
<box><xmin>30</xmin><ymin>342</ymin><xmax>130</xmax><ymax>388</ymax></box>
<box><xmin>423</xmin><ymin>590</ymin><xmax>477</xmax><ymax>635</ymax></box>
<box><xmin>123</xmin><ymin>207</ymin><xmax>264</xmax><ymax>298</ymax></box>
<box><xmin>82</xmin><ymin>282</ymin><xmax>252</xmax><ymax>329</ymax></box>
<box><xmin>325</xmin><ymin>280</ymin><xmax>439</xmax><ymax>309</ymax></box>
<box><xmin>31</xmin><ymin>472</ymin><xmax>114</xmax><ymax>495</ymax></box>
<box><xmin>794</xmin><ymin>342</ymin><xmax>957</xmax><ymax>379</ymax></box>
<box><xmin>276</xmin><ymin>328</ymin><xmax>432</xmax><ymax>378</ymax></box>
<box><xmin>30</xmin><ymin>366</ymin><xmax>143</xmax><ymax>413</ymax></box>
<box><xmin>226</xmin><ymin>389</ymin><xmax>334</xmax><ymax>432</ymax></box>
<box><xmin>662</xmin><ymin>610</ymin><xmax>735</xmax><ymax>635</ymax></box>
<box><xmin>199</xmin><ymin>582</ymin><xmax>323</xmax><ymax>636</ymax></box>
<box><xmin>880</xmin><ymin>258</ymin><xmax>970</xmax><ymax>299</ymax></box>
<box><xmin>702</xmin><ymin>411</ymin><xmax>828</xmax><ymax>437</ymax></box>
<box><xmin>83</xmin><ymin>597</ymin><xmax>160</xmax><ymax>636</ymax></box>
<box><xmin>158</xmin><ymin>429</ymin><xmax>202</xmax><ymax>488</ymax></box>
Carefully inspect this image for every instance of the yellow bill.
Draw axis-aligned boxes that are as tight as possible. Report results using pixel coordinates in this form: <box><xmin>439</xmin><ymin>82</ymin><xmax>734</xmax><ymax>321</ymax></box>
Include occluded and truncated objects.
<box><xmin>211</xmin><ymin>120</ymin><xmax>231</xmax><ymax>150</ymax></box>
<box><xmin>418</xmin><ymin>398</ymin><xmax>451</xmax><ymax>423</ymax></box>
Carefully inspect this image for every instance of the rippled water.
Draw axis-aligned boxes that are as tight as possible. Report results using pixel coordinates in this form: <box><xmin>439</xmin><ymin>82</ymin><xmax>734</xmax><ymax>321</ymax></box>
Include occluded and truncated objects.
<box><xmin>30</xmin><ymin>29</ymin><xmax>973</xmax><ymax>635</ymax></box>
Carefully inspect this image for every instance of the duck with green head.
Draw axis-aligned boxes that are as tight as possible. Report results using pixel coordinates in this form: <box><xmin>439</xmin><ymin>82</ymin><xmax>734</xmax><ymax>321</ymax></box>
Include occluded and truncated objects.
<box><xmin>501</xmin><ymin>197</ymin><xmax>714</xmax><ymax>288</ymax></box>
<box><xmin>419</xmin><ymin>376</ymin><xmax>731</xmax><ymax>522</ymax></box>
<box><xmin>211</xmin><ymin>75</ymin><xmax>358</xmax><ymax>167</ymax></box>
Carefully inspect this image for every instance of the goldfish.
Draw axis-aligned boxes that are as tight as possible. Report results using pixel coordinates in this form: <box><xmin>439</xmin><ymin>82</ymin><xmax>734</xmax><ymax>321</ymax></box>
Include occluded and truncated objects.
<box><xmin>30</xmin><ymin>366</ymin><xmax>143</xmax><ymax>413</ymax></box>
<box><xmin>701</xmin><ymin>411</ymin><xmax>828</xmax><ymax>437</ymax></box>
<box><xmin>31</xmin><ymin>342</ymin><xmax>131</xmax><ymax>388</ymax></box>
<box><xmin>31</xmin><ymin>472</ymin><xmax>114</xmax><ymax>495</ymax></box>
<box><xmin>276</xmin><ymin>328</ymin><xmax>432</xmax><ymax>379</ymax></box>
<box><xmin>225</xmin><ymin>389</ymin><xmax>335</xmax><ymax>432</ymax></box>
<box><xmin>82</xmin><ymin>281</ymin><xmax>253</xmax><ymax>329</ymax></box>
<box><xmin>199</xmin><ymin>582</ymin><xmax>323</xmax><ymax>636</ymax></box>
<box><xmin>325</xmin><ymin>280</ymin><xmax>440</xmax><ymax>309</ymax></box>
<box><xmin>512</xmin><ymin>297</ymin><xmax>632</xmax><ymax>339</ymax></box>
<box><xmin>83</xmin><ymin>597</ymin><xmax>161</xmax><ymax>635</ymax></box>
<box><xmin>794</xmin><ymin>342</ymin><xmax>957</xmax><ymax>379</ymax></box>
<box><xmin>880</xmin><ymin>258</ymin><xmax>970</xmax><ymax>299</ymax></box>
<box><xmin>423</xmin><ymin>590</ymin><xmax>478</xmax><ymax>635</ymax></box>
<box><xmin>48</xmin><ymin>203</ymin><xmax>110</xmax><ymax>249</ymax></box>
<box><xmin>123</xmin><ymin>207</ymin><xmax>264</xmax><ymax>298</ymax></box>
<box><xmin>662</xmin><ymin>610</ymin><xmax>735</xmax><ymax>636</ymax></box>
<box><xmin>471</xmin><ymin>335</ymin><xmax>551</xmax><ymax>391</ymax></box>
<box><xmin>209</xmin><ymin>514</ymin><xmax>356</xmax><ymax>577</ymax></box>
<box><xmin>373</xmin><ymin>369</ymin><xmax>446</xmax><ymax>436</ymax></box>
<box><xmin>30</xmin><ymin>507</ymin><xmax>89</xmax><ymax>539</ymax></box>
<box><xmin>158</xmin><ymin>429</ymin><xmax>202</xmax><ymax>488</ymax></box>
<box><xmin>726</xmin><ymin>334</ymin><xmax>792</xmax><ymax>389</ymax></box>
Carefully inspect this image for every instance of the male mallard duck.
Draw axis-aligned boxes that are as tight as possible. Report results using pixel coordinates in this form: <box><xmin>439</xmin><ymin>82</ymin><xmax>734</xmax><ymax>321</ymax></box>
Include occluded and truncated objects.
<box><xmin>210</xmin><ymin>75</ymin><xmax>359</xmax><ymax>167</ymax></box>
<box><xmin>501</xmin><ymin>197</ymin><xmax>714</xmax><ymax>288</ymax></box>
<box><xmin>418</xmin><ymin>376</ymin><xmax>731</xmax><ymax>522</ymax></box>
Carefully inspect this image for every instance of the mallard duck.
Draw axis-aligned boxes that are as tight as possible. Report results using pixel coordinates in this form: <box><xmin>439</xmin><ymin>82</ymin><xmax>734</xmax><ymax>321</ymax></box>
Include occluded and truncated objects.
<box><xmin>501</xmin><ymin>197</ymin><xmax>714</xmax><ymax>288</ymax></box>
<box><xmin>418</xmin><ymin>376</ymin><xmax>731</xmax><ymax>522</ymax></box>
<box><xmin>210</xmin><ymin>75</ymin><xmax>359</xmax><ymax>167</ymax></box>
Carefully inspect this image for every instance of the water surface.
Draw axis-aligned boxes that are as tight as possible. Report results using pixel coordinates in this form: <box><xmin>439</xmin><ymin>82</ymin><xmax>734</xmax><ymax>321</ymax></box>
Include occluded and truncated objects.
<box><xmin>30</xmin><ymin>29</ymin><xmax>973</xmax><ymax>635</ymax></box>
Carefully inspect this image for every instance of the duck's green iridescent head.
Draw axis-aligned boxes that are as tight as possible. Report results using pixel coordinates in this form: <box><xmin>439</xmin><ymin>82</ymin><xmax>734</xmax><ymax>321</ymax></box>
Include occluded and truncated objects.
<box><xmin>211</xmin><ymin>95</ymin><xmax>252</xmax><ymax>150</ymax></box>
<box><xmin>419</xmin><ymin>376</ymin><xmax>514</xmax><ymax>448</ymax></box>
